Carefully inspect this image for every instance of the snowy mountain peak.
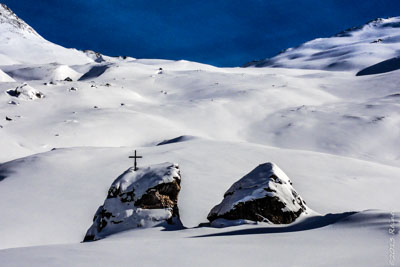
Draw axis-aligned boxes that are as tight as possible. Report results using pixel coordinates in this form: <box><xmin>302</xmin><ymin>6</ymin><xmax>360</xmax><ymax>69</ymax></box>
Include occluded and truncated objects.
<box><xmin>0</xmin><ymin>3</ymin><xmax>39</xmax><ymax>37</ymax></box>
<box><xmin>0</xmin><ymin>4</ymin><xmax>93</xmax><ymax>65</ymax></box>
<box><xmin>335</xmin><ymin>16</ymin><xmax>400</xmax><ymax>37</ymax></box>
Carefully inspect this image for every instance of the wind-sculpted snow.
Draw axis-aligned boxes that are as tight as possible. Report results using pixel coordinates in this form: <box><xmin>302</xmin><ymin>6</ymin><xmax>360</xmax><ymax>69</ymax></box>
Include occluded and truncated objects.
<box><xmin>3</xmin><ymin>64</ymin><xmax>81</xmax><ymax>82</ymax></box>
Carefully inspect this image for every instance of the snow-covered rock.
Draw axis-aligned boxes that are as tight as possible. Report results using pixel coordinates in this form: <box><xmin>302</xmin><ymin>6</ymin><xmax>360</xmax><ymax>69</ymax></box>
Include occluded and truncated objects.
<box><xmin>208</xmin><ymin>162</ymin><xmax>308</xmax><ymax>224</ymax></box>
<box><xmin>50</xmin><ymin>65</ymin><xmax>81</xmax><ymax>82</ymax></box>
<box><xmin>6</xmin><ymin>83</ymin><xmax>44</xmax><ymax>100</ymax></box>
<box><xmin>245</xmin><ymin>17</ymin><xmax>400</xmax><ymax>73</ymax></box>
<box><xmin>83</xmin><ymin>50</ymin><xmax>106</xmax><ymax>63</ymax></box>
<box><xmin>84</xmin><ymin>162</ymin><xmax>181</xmax><ymax>241</ymax></box>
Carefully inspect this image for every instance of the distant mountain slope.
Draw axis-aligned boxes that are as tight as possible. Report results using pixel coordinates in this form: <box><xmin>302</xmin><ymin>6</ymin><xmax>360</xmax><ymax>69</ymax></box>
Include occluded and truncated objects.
<box><xmin>245</xmin><ymin>17</ymin><xmax>400</xmax><ymax>72</ymax></box>
<box><xmin>0</xmin><ymin>4</ymin><xmax>93</xmax><ymax>66</ymax></box>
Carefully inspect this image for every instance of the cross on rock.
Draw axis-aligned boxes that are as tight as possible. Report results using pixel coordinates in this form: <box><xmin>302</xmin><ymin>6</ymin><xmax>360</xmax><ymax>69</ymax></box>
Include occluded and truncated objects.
<box><xmin>129</xmin><ymin>150</ymin><xmax>142</xmax><ymax>171</ymax></box>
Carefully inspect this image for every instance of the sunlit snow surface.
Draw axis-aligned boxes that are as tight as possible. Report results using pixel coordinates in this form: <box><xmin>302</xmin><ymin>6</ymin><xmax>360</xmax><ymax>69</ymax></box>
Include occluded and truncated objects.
<box><xmin>0</xmin><ymin>4</ymin><xmax>399</xmax><ymax>267</ymax></box>
<box><xmin>246</xmin><ymin>17</ymin><xmax>400</xmax><ymax>72</ymax></box>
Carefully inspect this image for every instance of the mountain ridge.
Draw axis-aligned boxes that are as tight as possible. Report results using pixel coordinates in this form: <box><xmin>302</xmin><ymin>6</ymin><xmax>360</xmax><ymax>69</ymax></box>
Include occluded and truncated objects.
<box><xmin>244</xmin><ymin>16</ymin><xmax>400</xmax><ymax>72</ymax></box>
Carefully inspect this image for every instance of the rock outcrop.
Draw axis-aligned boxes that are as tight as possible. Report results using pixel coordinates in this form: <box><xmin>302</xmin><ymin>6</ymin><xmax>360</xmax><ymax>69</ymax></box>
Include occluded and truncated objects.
<box><xmin>84</xmin><ymin>162</ymin><xmax>181</xmax><ymax>241</ymax></box>
<box><xmin>208</xmin><ymin>162</ymin><xmax>308</xmax><ymax>225</ymax></box>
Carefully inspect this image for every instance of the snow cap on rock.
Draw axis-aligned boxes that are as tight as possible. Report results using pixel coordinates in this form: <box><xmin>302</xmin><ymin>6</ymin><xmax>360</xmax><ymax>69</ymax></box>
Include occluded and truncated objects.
<box><xmin>7</xmin><ymin>83</ymin><xmax>44</xmax><ymax>100</ymax></box>
<box><xmin>208</xmin><ymin>162</ymin><xmax>308</xmax><ymax>224</ymax></box>
<box><xmin>84</xmin><ymin>162</ymin><xmax>181</xmax><ymax>241</ymax></box>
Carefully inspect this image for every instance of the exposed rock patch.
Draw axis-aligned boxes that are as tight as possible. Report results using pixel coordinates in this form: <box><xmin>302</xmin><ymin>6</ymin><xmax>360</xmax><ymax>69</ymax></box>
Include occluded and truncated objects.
<box><xmin>208</xmin><ymin>162</ymin><xmax>308</xmax><ymax>225</ymax></box>
<box><xmin>83</xmin><ymin>50</ymin><xmax>105</xmax><ymax>63</ymax></box>
<box><xmin>84</xmin><ymin>162</ymin><xmax>182</xmax><ymax>241</ymax></box>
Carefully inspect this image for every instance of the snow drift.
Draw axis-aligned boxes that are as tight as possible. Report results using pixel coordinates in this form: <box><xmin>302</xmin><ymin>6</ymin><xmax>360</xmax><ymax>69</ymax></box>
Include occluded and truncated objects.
<box><xmin>84</xmin><ymin>162</ymin><xmax>182</xmax><ymax>241</ymax></box>
<box><xmin>208</xmin><ymin>162</ymin><xmax>308</xmax><ymax>225</ymax></box>
<box><xmin>4</xmin><ymin>64</ymin><xmax>81</xmax><ymax>82</ymax></box>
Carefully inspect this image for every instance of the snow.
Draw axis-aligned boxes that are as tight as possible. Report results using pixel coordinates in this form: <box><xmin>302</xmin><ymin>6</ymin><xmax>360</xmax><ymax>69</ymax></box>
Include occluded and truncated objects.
<box><xmin>1</xmin><ymin>140</ymin><xmax>399</xmax><ymax>250</ymax></box>
<box><xmin>0</xmin><ymin>4</ymin><xmax>93</xmax><ymax>66</ymax></box>
<box><xmin>246</xmin><ymin>16</ymin><xmax>400</xmax><ymax>74</ymax></box>
<box><xmin>3</xmin><ymin>64</ymin><xmax>81</xmax><ymax>82</ymax></box>
<box><xmin>0</xmin><ymin>5</ymin><xmax>399</xmax><ymax>267</ymax></box>
<box><xmin>0</xmin><ymin>69</ymin><xmax>14</xmax><ymax>82</ymax></box>
<box><xmin>0</xmin><ymin>210</ymin><xmax>397</xmax><ymax>267</ymax></box>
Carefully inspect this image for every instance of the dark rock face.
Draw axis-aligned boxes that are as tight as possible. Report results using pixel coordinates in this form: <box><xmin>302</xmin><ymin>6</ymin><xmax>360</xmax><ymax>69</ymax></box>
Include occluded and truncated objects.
<box><xmin>135</xmin><ymin>181</ymin><xmax>180</xmax><ymax>209</ymax></box>
<box><xmin>84</xmin><ymin>163</ymin><xmax>181</xmax><ymax>242</ymax></box>
<box><xmin>208</xmin><ymin>195</ymin><xmax>304</xmax><ymax>224</ymax></box>
<box><xmin>6</xmin><ymin>89</ymin><xmax>19</xmax><ymax>97</ymax></box>
<box><xmin>207</xmin><ymin>162</ymin><xmax>308</xmax><ymax>225</ymax></box>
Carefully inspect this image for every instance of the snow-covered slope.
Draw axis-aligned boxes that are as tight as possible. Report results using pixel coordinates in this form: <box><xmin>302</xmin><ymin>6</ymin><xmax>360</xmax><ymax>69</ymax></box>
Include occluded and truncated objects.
<box><xmin>0</xmin><ymin>5</ymin><xmax>399</xmax><ymax>267</ymax></box>
<box><xmin>0</xmin><ymin>69</ymin><xmax>14</xmax><ymax>82</ymax></box>
<box><xmin>0</xmin><ymin>210</ymin><xmax>397</xmax><ymax>267</ymax></box>
<box><xmin>245</xmin><ymin>17</ymin><xmax>400</xmax><ymax>73</ymax></box>
<box><xmin>0</xmin><ymin>4</ymin><xmax>92</xmax><ymax>66</ymax></box>
<box><xmin>1</xmin><ymin>140</ymin><xmax>399</xmax><ymax>250</ymax></box>
<box><xmin>1</xmin><ymin>61</ymin><xmax>399</xmax><ymax>166</ymax></box>
<box><xmin>3</xmin><ymin>63</ymin><xmax>82</xmax><ymax>82</ymax></box>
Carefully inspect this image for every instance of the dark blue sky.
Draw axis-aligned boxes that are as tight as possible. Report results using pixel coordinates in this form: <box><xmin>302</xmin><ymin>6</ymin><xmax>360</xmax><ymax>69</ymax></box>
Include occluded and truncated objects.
<box><xmin>3</xmin><ymin>0</ymin><xmax>400</xmax><ymax>66</ymax></box>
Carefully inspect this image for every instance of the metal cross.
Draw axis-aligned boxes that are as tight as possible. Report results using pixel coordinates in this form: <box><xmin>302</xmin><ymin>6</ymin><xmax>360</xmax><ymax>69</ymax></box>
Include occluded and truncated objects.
<box><xmin>129</xmin><ymin>150</ymin><xmax>142</xmax><ymax>171</ymax></box>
